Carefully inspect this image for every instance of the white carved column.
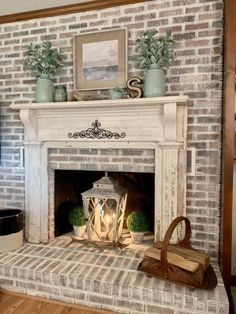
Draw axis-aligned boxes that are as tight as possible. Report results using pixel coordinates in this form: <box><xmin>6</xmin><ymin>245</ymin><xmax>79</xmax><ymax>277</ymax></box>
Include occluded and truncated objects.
<box><xmin>154</xmin><ymin>101</ymin><xmax>186</xmax><ymax>241</ymax></box>
<box><xmin>155</xmin><ymin>142</ymin><xmax>183</xmax><ymax>242</ymax></box>
<box><xmin>20</xmin><ymin>109</ymin><xmax>45</xmax><ymax>243</ymax></box>
<box><xmin>24</xmin><ymin>142</ymin><xmax>42</xmax><ymax>243</ymax></box>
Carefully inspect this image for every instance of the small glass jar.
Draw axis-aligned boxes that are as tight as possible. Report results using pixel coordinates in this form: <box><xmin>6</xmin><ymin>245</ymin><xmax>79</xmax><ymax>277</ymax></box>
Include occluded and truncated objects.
<box><xmin>54</xmin><ymin>85</ymin><xmax>67</xmax><ymax>102</ymax></box>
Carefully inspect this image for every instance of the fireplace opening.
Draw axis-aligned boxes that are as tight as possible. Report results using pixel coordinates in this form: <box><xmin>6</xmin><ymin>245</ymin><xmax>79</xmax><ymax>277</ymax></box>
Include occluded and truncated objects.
<box><xmin>54</xmin><ymin>170</ymin><xmax>155</xmax><ymax>238</ymax></box>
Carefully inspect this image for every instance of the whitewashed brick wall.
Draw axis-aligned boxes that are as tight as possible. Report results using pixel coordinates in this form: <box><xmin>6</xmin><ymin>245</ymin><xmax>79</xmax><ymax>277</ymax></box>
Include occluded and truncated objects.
<box><xmin>0</xmin><ymin>0</ymin><xmax>223</xmax><ymax>260</ymax></box>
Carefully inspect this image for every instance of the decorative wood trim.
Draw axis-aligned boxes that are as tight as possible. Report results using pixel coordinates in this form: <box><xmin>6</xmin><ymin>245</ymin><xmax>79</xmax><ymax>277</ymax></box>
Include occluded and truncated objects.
<box><xmin>222</xmin><ymin>0</ymin><xmax>236</xmax><ymax>288</ymax></box>
<box><xmin>0</xmin><ymin>0</ymin><xmax>146</xmax><ymax>24</ymax></box>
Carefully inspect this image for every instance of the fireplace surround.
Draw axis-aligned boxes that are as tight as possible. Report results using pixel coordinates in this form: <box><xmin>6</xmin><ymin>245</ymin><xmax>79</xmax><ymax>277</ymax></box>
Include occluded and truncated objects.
<box><xmin>10</xmin><ymin>96</ymin><xmax>188</xmax><ymax>244</ymax></box>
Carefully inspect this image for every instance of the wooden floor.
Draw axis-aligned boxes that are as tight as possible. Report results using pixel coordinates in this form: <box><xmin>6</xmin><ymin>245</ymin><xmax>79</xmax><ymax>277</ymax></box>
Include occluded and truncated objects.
<box><xmin>0</xmin><ymin>290</ymin><xmax>114</xmax><ymax>314</ymax></box>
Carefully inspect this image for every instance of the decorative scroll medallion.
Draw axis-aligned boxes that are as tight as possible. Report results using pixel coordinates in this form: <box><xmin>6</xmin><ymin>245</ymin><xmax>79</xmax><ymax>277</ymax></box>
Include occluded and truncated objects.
<box><xmin>68</xmin><ymin>120</ymin><xmax>126</xmax><ymax>139</ymax></box>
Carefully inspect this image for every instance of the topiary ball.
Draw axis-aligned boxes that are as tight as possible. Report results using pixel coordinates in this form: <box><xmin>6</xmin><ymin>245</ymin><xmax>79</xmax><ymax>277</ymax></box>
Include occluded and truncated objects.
<box><xmin>68</xmin><ymin>205</ymin><xmax>86</xmax><ymax>227</ymax></box>
<box><xmin>126</xmin><ymin>211</ymin><xmax>148</xmax><ymax>232</ymax></box>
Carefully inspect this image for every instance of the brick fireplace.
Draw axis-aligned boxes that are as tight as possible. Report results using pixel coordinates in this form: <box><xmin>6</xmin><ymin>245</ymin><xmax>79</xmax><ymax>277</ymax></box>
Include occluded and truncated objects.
<box><xmin>0</xmin><ymin>92</ymin><xmax>230</xmax><ymax>312</ymax></box>
<box><xmin>11</xmin><ymin>95</ymin><xmax>188</xmax><ymax>244</ymax></box>
<box><xmin>0</xmin><ymin>0</ymin><xmax>228</xmax><ymax>311</ymax></box>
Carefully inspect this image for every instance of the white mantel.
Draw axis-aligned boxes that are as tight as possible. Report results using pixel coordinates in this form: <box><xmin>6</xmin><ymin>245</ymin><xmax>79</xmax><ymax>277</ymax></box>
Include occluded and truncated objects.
<box><xmin>11</xmin><ymin>96</ymin><xmax>188</xmax><ymax>243</ymax></box>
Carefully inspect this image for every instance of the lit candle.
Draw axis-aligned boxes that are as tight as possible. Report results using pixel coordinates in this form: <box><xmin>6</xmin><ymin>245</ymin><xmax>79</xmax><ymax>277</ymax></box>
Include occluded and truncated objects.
<box><xmin>105</xmin><ymin>212</ymin><xmax>116</xmax><ymax>238</ymax></box>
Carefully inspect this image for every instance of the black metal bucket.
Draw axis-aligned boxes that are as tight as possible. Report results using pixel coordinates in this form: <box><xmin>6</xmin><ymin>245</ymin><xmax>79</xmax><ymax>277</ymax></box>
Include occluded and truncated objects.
<box><xmin>0</xmin><ymin>209</ymin><xmax>24</xmax><ymax>252</ymax></box>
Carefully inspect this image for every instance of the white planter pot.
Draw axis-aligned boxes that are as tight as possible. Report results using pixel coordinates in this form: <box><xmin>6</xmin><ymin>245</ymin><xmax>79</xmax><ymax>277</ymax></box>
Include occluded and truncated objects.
<box><xmin>0</xmin><ymin>209</ymin><xmax>24</xmax><ymax>252</ymax></box>
<box><xmin>0</xmin><ymin>231</ymin><xmax>23</xmax><ymax>252</ymax></box>
<box><xmin>73</xmin><ymin>225</ymin><xmax>86</xmax><ymax>238</ymax></box>
<box><xmin>130</xmin><ymin>231</ymin><xmax>145</xmax><ymax>244</ymax></box>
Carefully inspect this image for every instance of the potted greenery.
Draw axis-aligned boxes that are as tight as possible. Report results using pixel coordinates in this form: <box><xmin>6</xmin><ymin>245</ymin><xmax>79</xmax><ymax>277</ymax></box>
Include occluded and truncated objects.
<box><xmin>135</xmin><ymin>29</ymin><xmax>174</xmax><ymax>97</ymax></box>
<box><xmin>23</xmin><ymin>41</ymin><xmax>64</xmax><ymax>103</ymax></box>
<box><xmin>68</xmin><ymin>205</ymin><xmax>86</xmax><ymax>237</ymax></box>
<box><xmin>109</xmin><ymin>87</ymin><xmax>125</xmax><ymax>99</ymax></box>
<box><xmin>126</xmin><ymin>211</ymin><xmax>149</xmax><ymax>244</ymax></box>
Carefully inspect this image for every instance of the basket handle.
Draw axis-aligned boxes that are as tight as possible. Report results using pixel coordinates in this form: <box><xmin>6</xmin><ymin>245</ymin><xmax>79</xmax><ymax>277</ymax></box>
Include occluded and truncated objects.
<box><xmin>159</xmin><ymin>216</ymin><xmax>191</xmax><ymax>269</ymax></box>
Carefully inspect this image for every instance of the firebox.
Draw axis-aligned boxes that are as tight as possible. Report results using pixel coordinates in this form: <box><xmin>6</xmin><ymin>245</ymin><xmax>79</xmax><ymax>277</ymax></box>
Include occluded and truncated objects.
<box><xmin>54</xmin><ymin>170</ymin><xmax>154</xmax><ymax>239</ymax></box>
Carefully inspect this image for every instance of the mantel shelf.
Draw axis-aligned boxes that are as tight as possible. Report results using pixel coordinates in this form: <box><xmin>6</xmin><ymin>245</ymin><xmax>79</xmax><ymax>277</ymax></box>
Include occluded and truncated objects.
<box><xmin>10</xmin><ymin>95</ymin><xmax>189</xmax><ymax>110</ymax></box>
<box><xmin>10</xmin><ymin>95</ymin><xmax>189</xmax><ymax>145</ymax></box>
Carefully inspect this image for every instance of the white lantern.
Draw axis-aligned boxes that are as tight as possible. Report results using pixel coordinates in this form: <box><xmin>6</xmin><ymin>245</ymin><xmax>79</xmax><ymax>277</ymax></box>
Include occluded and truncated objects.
<box><xmin>81</xmin><ymin>173</ymin><xmax>128</xmax><ymax>243</ymax></box>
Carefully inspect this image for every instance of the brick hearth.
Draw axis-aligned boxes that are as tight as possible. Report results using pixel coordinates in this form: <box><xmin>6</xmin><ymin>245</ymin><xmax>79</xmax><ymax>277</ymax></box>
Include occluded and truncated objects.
<box><xmin>0</xmin><ymin>240</ymin><xmax>228</xmax><ymax>314</ymax></box>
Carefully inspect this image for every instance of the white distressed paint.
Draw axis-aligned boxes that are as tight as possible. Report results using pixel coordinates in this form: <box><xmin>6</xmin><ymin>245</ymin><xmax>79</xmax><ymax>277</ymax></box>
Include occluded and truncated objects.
<box><xmin>11</xmin><ymin>96</ymin><xmax>188</xmax><ymax>243</ymax></box>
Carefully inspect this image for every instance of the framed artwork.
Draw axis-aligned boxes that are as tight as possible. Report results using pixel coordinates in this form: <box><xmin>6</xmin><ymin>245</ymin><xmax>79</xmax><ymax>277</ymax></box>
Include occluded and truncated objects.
<box><xmin>73</xmin><ymin>28</ymin><xmax>127</xmax><ymax>90</ymax></box>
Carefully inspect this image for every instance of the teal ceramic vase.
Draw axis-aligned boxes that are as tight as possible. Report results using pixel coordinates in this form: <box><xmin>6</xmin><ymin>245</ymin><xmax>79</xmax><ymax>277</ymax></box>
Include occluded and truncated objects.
<box><xmin>35</xmin><ymin>74</ymin><xmax>54</xmax><ymax>103</ymax></box>
<box><xmin>143</xmin><ymin>64</ymin><xmax>165</xmax><ymax>97</ymax></box>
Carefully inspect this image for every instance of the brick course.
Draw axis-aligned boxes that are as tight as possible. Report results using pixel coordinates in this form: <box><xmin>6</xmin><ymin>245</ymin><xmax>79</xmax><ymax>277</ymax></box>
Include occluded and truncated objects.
<box><xmin>0</xmin><ymin>0</ymin><xmax>223</xmax><ymax>261</ymax></box>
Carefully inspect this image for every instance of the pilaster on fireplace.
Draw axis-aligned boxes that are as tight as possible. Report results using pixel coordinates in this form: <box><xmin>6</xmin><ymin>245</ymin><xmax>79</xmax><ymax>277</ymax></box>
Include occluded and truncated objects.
<box><xmin>11</xmin><ymin>96</ymin><xmax>188</xmax><ymax>243</ymax></box>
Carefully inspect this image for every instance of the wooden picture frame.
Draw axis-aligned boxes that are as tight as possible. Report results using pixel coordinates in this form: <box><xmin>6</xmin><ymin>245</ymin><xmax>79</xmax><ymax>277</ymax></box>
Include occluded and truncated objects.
<box><xmin>73</xmin><ymin>28</ymin><xmax>127</xmax><ymax>90</ymax></box>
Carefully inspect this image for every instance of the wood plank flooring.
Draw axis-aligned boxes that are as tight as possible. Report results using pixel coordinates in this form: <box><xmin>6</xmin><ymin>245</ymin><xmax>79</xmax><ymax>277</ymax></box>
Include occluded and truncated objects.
<box><xmin>0</xmin><ymin>290</ymin><xmax>114</xmax><ymax>314</ymax></box>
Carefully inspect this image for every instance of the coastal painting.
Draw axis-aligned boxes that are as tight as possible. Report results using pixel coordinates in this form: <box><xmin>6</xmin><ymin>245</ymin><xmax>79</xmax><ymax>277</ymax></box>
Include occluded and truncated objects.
<box><xmin>82</xmin><ymin>40</ymin><xmax>119</xmax><ymax>81</ymax></box>
<box><xmin>73</xmin><ymin>28</ymin><xmax>127</xmax><ymax>90</ymax></box>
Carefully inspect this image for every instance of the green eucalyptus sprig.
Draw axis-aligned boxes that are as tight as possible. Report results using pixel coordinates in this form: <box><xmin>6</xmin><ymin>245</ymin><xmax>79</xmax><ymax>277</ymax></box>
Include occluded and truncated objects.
<box><xmin>23</xmin><ymin>41</ymin><xmax>64</xmax><ymax>78</ymax></box>
<box><xmin>136</xmin><ymin>29</ymin><xmax>174</xmax><ymax>70</ymax></box>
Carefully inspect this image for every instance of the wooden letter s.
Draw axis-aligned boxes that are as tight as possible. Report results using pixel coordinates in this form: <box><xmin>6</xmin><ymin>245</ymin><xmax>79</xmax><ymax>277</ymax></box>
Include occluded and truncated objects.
<box><xmin>126</xmin><ymin>77</ymin><xmax>143</xmax><ymax>98</ymax></box>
